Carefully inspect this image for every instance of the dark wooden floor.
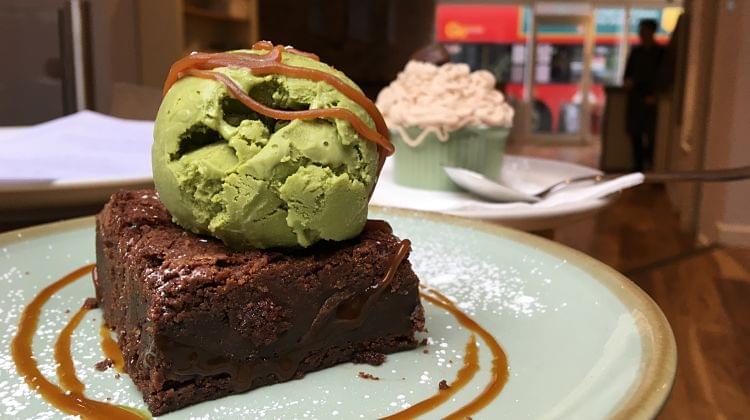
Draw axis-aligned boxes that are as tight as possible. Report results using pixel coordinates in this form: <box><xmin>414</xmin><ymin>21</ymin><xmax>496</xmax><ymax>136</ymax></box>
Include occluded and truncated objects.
<box><xmin>554</xmin><ymin>185</ymin><xmax>750</xmax><ymax>419</ymax></box>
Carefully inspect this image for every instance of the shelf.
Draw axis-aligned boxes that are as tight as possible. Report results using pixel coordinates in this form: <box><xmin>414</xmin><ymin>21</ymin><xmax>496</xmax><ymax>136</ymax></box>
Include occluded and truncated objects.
<box><xmin>184</xmin><ymin>5</ymin><xmax>248</xmax><ymax>23</ymax></box>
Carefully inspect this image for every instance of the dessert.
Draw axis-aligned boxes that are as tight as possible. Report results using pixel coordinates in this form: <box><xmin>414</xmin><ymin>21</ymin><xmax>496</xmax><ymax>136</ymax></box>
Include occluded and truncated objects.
<box><xmin>12</xmin><ymin>43</ymin><xmax>509</xmax><ymax>420</ymax></box>
<box><xmin>376</xmin><ymin>61</ymin><xmax>514</xmax><ymax>191</ymax></box>
<box><xmin>93</xmin><ymin>42</ymin><xmax>423</xmax><ymax>415</ymax></box>
<box><xmin>14</xmin><ymin>240</ymin><xmax>507</xmax><ymax>419</ymax></box>
<box><xmin>95</xmin><ymin>190</ymin><xmax>423</xmax><ymax>415</ymax></box>
<box><xmin>152</xmin><ymin>44</ymin><xmax>386</xmax><ymax>249</ymax></box>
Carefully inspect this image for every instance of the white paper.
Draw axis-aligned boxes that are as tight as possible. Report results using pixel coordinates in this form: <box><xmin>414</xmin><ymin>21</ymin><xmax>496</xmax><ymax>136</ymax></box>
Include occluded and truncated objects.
<box><xmin>0</xmin><ymin>111</ymin><xmax>154</xmax><ymax>184</ymax></box>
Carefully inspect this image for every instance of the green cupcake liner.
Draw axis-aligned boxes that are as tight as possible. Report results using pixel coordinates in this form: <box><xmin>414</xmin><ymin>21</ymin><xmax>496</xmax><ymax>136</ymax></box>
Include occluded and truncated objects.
<box><xmin>392</xmin><ymin>126</ymin><xmax>510</xmax><ymax>191</ymax></box>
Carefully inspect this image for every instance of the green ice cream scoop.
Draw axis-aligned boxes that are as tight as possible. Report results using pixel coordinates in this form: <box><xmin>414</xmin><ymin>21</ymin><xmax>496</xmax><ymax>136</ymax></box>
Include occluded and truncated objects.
<box><xmin>152</xmin><ymin>48</ymin><xmax>380</xmax><ymax>249</ymax></box>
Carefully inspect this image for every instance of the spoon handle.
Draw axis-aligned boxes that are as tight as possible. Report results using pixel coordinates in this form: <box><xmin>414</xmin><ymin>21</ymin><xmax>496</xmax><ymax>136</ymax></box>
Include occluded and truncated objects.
<box><xmin>642</xmin><ymin>165</ymin><xmax>750</xmax><ymax>183</ymax></box>
<box><xmin>541</xmin><ymin>165</ymin><xmax>750</xmax><ymax>198</ymax></box>
<box><xmin>580</xmin><ymin>165</ymin><xmax>750</xmax><ymax>185</ymax></box>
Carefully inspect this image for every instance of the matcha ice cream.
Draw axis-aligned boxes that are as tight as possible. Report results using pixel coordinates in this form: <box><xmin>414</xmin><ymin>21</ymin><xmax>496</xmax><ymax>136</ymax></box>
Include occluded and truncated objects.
<box><xmin>152</xmin><ymin>48</ymin><xmax>381</xmax><ymax>249</ymax></box>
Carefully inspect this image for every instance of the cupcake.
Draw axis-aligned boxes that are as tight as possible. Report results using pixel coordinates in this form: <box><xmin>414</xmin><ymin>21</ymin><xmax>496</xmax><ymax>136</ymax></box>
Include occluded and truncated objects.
<box><xmin>376</xmin><ymin>61</ymin><xmax>514</xmax><ymax>191</ymax></box>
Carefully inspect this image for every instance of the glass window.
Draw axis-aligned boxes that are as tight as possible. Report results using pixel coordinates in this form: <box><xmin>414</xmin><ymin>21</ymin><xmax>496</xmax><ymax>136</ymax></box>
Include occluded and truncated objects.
<box><xmin>444</xmin><ymin>42</ymin><xmax>524</xmax><ymax>103</ymax></box>
<box><xmin>536</xmin><ymin>44</ymin><xmax>584</xmax><ymax>84</ymax></box>
<box><xmin>585</xmin><ymin>7</ymin><xmax>627</xmax><ymax>138</ymax></box>
<box><xmin>630</xmin><ymin>7</ymin><xmax>683</xmax><ymax>46</ymax></box>
<box><xmin>532</xmin><ymin>16</ymin><xmax>587</xmax><ymax>134</ymax></box>
<box><xmin>437</xmin><ymin>4</ymin><xmax>530</xmax><ymax>107</ymax></box>
<box><xmin>593</xmin><ymin>8</ymin><xmax>625</xmax><ymax>85</ymax></box>
<box><xmin>434</xmin><ymin>2</ymin><xmax>682</xmax><ymax>142</ymax></box>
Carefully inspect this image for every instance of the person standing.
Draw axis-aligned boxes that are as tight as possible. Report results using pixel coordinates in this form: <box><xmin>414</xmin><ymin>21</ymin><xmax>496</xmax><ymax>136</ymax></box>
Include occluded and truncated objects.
<box><xmin>624</xmin><ymin>19</ymin><xmax>665</xmax><ymax>171</ymax></box>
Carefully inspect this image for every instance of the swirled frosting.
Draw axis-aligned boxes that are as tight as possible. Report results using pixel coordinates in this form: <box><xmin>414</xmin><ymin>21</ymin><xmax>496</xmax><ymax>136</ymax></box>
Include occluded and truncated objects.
<box><xmin>376</xmin><ymin>61</ymin><xmax>514</xmax><ymax>144</ymax></box>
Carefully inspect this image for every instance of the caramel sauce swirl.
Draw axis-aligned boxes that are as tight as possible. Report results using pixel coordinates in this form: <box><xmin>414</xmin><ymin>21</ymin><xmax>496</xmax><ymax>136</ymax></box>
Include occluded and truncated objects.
<box><xmin>100</xmin><ymin>324</ymin><xmax>126</xmax><ymax>373</ymax></box>
<box><xmin>420</xmin><ymin>286</ymin><xmax>510</xmax><ymax>419</ymax></box>
<box><xmin>251</xmin><ymin>40</ymin><xmax>320</xmax><ymax>61</ymax></box>
<box><xmin>12</xmin><ymin>244</ymin><xmax>507</xmax><ymax>418</ymax></box>
<box><xmin>11</xmin><ymin>264</ymin><xmax>144</xmax><ymax>419</ymax></box>
<box><xmin>384</xmin><ymin>334</ymin><xmax>480</xmax><ymax>419</ymax></box>
<box><xmin>387</xmin><ymin>286</ymin><xmax>509</xmax><ymax>419</ymax></box>
<box><xmin>162</xmin><ymin>43</ymin><xmax>393</xmax><ymax>169</ymax></box>
<box><xmin>54</xmin><ymin>303</ymin><xmax>91</xmax><ymax>394</ymax></box>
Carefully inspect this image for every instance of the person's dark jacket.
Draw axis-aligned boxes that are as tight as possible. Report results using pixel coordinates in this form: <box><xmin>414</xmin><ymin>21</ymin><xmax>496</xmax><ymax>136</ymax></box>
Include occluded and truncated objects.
<box><xmin>624</xmin><ymin>44</ymin><xmax>665</xmax><ymax>133</ymax></box>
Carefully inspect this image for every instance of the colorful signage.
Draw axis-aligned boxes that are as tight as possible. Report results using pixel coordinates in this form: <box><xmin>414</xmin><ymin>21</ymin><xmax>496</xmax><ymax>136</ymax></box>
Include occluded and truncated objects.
<box><xmin>436</xmin><ymin>4</ymin><xmax>680</xmax><ymax>44</ymax></box>
<box><xmin>436</xmin><ymin>5</ymin><xmax>524</xmax><ymax>43</ymax></box>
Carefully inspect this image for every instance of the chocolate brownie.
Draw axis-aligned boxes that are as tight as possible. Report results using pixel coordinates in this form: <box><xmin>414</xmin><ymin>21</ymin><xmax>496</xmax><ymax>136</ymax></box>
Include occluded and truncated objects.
<box><xmin>94</xmin><ymin>190</ymin><xmax>424</xmax><ymax>415</ymax></box>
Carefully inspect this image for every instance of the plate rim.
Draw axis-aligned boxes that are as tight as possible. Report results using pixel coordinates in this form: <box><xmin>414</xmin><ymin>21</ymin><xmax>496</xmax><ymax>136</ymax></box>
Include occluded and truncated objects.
<box><xmin>0</xmin><ymin>209</ymin><xmax>676</xmax><ymax>419</ymax></box>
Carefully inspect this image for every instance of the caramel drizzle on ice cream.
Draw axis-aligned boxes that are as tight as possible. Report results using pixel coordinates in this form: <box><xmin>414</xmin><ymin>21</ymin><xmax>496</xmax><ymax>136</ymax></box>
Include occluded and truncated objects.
<box><xmin>163</xmin><ymin>42</ymin><xmax>393</xmax><ymax>170</ymax></box>
<box><xmin>250</xmin><ymin>40</ymin><xmax>321</xmax><ymax>61</ymax></box>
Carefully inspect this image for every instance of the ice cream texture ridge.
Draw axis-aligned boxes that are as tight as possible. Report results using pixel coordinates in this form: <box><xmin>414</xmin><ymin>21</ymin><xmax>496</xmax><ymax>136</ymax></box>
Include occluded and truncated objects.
<box><xmin>152</xmin><ymin>45</ymin><xmax>383</xmax><ymax>249</ymax></box>
<box><xmin>376</xmin><ymin>60</ymin><xmax>514</xmax><ymax>140</ymax></box>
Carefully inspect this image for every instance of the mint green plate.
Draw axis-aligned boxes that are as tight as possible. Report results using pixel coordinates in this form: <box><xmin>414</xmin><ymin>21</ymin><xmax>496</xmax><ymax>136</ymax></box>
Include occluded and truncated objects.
<box><xmin>0</xmin><ymin>209</ymin><xmax>675</xmax><ymax>419</ymax></box>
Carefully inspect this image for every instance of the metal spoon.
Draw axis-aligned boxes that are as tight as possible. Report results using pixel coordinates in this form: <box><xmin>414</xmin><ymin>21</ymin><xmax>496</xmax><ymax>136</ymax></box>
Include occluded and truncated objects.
<box><xmin>443</xmin><ymin>165</ymin><xmax>750</xmax><ymax>203</ymax></box>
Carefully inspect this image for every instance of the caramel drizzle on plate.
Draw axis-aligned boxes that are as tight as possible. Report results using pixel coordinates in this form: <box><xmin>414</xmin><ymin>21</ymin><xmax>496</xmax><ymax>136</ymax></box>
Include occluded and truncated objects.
<box><xmin>12</xmin><ymin>257</ymin><xmax>507</xmax><ymax>418</ymax></box>
<box><xmin>411</xmin><ymin>286</ymin><xmax>510</xmax><ymax>419</ymax></box>
<box><xmin>54</xmin><ymin>303</ymin><xmax>92</xmax><ymax>394</ymax></box>
<box><xmin>384</xmin><ymin>333</ymin><xmax>481</xmax><ymax>419</ymax></box>
<box><xmin>10</xmin><ymin>264</ymin><xmax>145</xmax><ymax>419</ymax></box>
<box><xmin>162</xmin><ymin>42</ymin><xmax>393</xmax><ymax>171</ymax></box>
<box><xmin>100</xmin><ymin>324</ymin><xmax>126</xmax><ymax>373</ymax></box>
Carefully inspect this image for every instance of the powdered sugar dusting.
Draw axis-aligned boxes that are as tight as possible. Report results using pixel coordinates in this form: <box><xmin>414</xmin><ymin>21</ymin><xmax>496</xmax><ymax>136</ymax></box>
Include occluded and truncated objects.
<box><xmin>393</xmin><ymin>216</ymin><xmax>549</xmax><ymax>318</ymax></box>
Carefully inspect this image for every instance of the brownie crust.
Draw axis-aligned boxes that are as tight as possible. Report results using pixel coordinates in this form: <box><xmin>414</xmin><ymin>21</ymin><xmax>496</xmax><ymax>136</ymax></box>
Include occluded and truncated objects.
<box><xmin>94</xmin><ymin>190</ymin><xmax>424</xmax><ymax>415</ymax></box>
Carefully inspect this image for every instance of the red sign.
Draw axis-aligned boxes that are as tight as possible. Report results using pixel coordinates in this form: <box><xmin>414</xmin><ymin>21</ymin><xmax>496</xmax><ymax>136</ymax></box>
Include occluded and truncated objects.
<box><xmin>436</xmin><ymin>5</ymin><xmax>524</xmax><ymax>43</ymax></box>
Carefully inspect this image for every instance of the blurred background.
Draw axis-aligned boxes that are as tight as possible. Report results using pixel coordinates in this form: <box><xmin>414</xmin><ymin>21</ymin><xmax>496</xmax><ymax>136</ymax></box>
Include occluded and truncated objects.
<box><xmin>1</xmin><ymin>0</ymin><xmax>746</xmax><ymax>251</ymax></box>
<box><xmin>0</xmin><ymin>1</ymin><xmax>749</xmax><ymax>417</ymax></box>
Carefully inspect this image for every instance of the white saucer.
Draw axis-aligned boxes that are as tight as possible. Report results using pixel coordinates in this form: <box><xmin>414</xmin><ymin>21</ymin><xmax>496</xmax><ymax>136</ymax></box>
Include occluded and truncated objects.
<box><xmin>371</xmin><ymin>155</ymin><xmax>610</xmax><ymax>231</ymax></box>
